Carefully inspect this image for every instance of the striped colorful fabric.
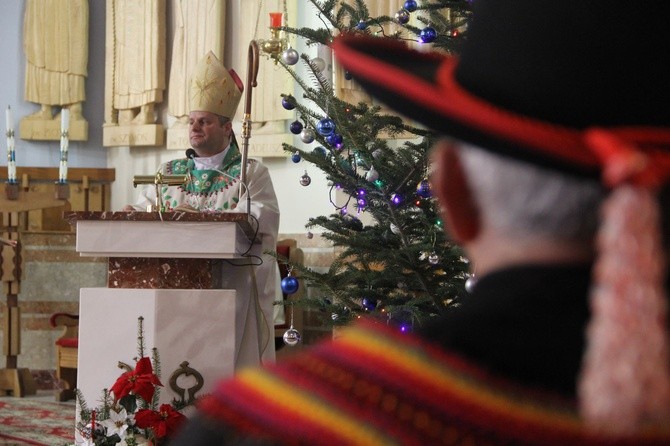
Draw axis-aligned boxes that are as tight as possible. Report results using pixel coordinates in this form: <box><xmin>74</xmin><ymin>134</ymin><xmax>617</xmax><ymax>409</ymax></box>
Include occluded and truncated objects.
<box><xmin>199</xmin><ymin>320</ymin><xmax>670</xmax><ymax>445</ymax></box>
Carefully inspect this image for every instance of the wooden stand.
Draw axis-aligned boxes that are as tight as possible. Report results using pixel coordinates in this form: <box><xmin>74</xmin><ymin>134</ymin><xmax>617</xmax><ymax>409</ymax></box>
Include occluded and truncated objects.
<box><xmin>0</xmin><ymin>182</ymin><xmax>67</xmax><ymax>397</ymax></box>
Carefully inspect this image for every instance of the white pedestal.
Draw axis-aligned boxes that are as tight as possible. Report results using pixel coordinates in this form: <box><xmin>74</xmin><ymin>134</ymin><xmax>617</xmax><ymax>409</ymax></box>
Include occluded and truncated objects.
<box><xmin>77</xmin><ymin>288</ymin><xmax>241</xmax><ymax>409</ymax></box>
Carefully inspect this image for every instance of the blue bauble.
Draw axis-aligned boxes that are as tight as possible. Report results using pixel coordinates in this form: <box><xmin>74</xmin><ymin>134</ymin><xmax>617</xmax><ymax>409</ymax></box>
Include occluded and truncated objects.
<box><xmin>289</xmin><ymin>120</ymin><xmax>303</xmax><ymax>135</ymax></box>
<box><xmin>316</xmin><ymin>118</ymin><xmax>336</xmax><ymax>136</ymax></box>
<box><xmin>281</xmin><ymin>97</ymin><xmax>295</xmax><ymax>110</ymax></box>
<box><xmin>326</xmin><ymin>133</ymin><xmax>343</xmax><ymax>148</ymax></box>
<box><xmin>416</xmin><ymin>179</ymin><xmax>432</xmax><ymax>198</ymax></box>
<box><xmin>356</xmin><ymin>20</ymin><xmax>368</xmax><ymax>31</ymax></box>
<box><xmin>281</xmin><ymin>276</ymin><xmax>299</xmax><ymax>294</ymax></box>
<box><xmin>291</xmin><ymin>151</ymin><xmax>301</xmax><ymax>163</ymax></box>
<box><xmin>403</xmin><ymin>0</ymin><xmax>418</xmax><ymax>12</ymax></box>
<box><xmin>420</xmin><ymin>27</ymin><xmax>437</xmax><ymax>43</ymax></box>
<box><xmin>362</xmin><ymin>298</ymin><xmax>377</xmax><ymax>311</ymax></box>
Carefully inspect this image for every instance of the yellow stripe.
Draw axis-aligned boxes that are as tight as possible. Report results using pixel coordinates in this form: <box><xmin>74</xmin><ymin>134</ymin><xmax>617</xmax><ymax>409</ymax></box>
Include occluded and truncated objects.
<box><xmin>337</xmin><ymin>326</ymin><xmax>582</xmax><ymax>431</ymax></box>
<box><xmin>237</xmin><ymin>369</ymin><xmax>397</xmax><ymax>446</ymax></box>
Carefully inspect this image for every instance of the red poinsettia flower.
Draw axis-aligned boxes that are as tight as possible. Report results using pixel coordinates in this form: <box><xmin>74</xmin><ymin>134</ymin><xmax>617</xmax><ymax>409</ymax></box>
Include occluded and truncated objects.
<box><xmin>110</xmin><ymin>357</ymin><xmax>162</xmax><ymax>402</ymax></box>
<box><xmin>135</xmin><ymin>404</ymin><xmax>187</xmax><ymax>439</ymax></box>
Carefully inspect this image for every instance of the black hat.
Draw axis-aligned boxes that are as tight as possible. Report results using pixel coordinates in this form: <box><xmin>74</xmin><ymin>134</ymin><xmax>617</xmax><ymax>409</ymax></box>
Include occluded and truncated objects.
<box><xmin>333</xmin><ymin>1</ymin><xmax>670</xmax><ymax>434</ymax></box>
<box><xmin>332</xmin><ymin>1</ymin><xmax>670</xmax><ymax>183</ymax></box>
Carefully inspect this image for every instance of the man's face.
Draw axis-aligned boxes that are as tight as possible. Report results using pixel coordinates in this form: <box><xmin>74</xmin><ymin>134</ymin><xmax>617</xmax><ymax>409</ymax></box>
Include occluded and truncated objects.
<box><xmin>188</xmin><ymin>111</ymin><xmax>232</xmax><ymax>157</ymax></box>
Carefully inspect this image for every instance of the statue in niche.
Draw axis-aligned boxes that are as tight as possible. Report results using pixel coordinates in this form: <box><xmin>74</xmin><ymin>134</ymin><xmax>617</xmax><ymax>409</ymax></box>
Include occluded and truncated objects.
<box><xmin>166</xmin><ymin>0</ymin><xmax>226</xmax><ymax>149</ymax></box>
<box><xmin>103</xmin><ymin>0</ymin><xmax>166</xmax><ymax>147</ymax></box>
<box><xmin>20</xmin><ymin>0</ymin><xmax>89</xmax><ymax>141</ymax></box>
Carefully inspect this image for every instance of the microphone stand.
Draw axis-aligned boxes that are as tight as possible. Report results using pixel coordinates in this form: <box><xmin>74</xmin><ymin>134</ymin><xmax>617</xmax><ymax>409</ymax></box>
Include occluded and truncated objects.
<box><xmin>241</xmin><ymin>41</ymin><xmax>260</xmax><ymax>214</ymax></box>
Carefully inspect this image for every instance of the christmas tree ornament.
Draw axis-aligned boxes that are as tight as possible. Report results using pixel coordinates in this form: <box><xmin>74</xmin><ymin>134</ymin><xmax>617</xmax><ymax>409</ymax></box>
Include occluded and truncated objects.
<box><xmin>356</xmin><ymin>20</ymin><xmax>368</xmax><ymax>31</ymax></box>
<box><xmin>312</xmin><ymin>146</ymin><xmax>328</xmax><ymax>157</ymax></box>
<box><xmin>391</xmin><ymin>193</ymin><xmax>403</xmax><ymax>205</ymax></box>
<box><xmin>281</xmin><ymin>97</ymin><xmax>295</xmax><ymax>110</ymax></box>
<box><xmin>365</xmin><ymin>165</ymin><xmax>379</xmax><ymax>182</ymax></box>
<box><xmin>312</xmin><ymin>57</ymin><xmax>326</xmax><ymax>72</ymax></box>
<box><xmin>362</xmin><ymin>298</ymin><xmax>377</xmax><ymax>311</ymax></box>
<box><xmin>307</xmin><ymin>231</ymin><xmax>314</xmax><ymax>239</ymax></box>
<box><xmin>316</xmin><ymin>117</ymin><xmax>336</xmax><ymax>136</ymax></box>
<box><xmin>281</xmin><ymin>47</ymin><xmax>300</xmax><ymax>65</ymax></box>
<box><xmin>344</xmin><ymin>70</ymin><xmax>353</xmax><ymax>80</ymax></box>
<box><xmin>372</xmin><ymin>148</ymin><xmax>383</xmax><ymax>159</ymax></box>
<box><xmin>281</xmin><ymin>273</ymin><xmax>300</xmax><ymax>295</ymax></box>
<box><xmin>283</xmin><ymin>327</ymin><xmax>301</xmax><ymax>346</ymax></box>
<box><xmin>289</xmin><ymin>120</ymin><xmax>303</xmax><ymax>134</ymax></box>
<box><xmin>395</xmin><ymin>9</ymin><xmax>410</xmax><ymax>25</ymax></box>
<box><xmin>465</xmin><ymin>274</ymin><xmax>478</xmax><ymax>293</ymax></box>
<box><xmin>300</xmin><ymin>127</ymin><xmax>316</xmax><ymax>143</ymax></box>
<box><xmin>299</xmin><ymin>171</ymin><xmax>312</xmax><ymax>186</ymax></box>
<box><xmin>403</xmin><ymin>0</ymin><xmax>418</xmax><ymax>12</ymax></box>
<box><xmin>326</xmin><ymin>133</ymin><xmax>343</xmax><ymax>148</ymax></box>
<box><xmin>291</xmin><ymin>151</ymin><xmax>301</xmax><ymax>163</ymax></box>
<box><xmin>416</xmin><ymin>178</ymin><xmax>432</xmax><ymax>198</ymax></box>
<box><xmin>420</xmin><ymin>27</ymin><xmax>437</xmax><ymax>43</ymax></box>
<box><xmin>390</xmin><ymin>223</ymin><xmax>401</xmax><ymax>235</ymax></box>
<box><xmin>428</xmin><ymin>252</ymin><xmax>440</xmax><ymax>265</ymax></box>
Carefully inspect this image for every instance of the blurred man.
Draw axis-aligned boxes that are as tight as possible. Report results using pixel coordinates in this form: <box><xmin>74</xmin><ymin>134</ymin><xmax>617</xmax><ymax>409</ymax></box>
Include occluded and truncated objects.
<box><xmin>171</xmin><ymin>1</ymin><xmax>670</xmax><ymax>444</ymax></box>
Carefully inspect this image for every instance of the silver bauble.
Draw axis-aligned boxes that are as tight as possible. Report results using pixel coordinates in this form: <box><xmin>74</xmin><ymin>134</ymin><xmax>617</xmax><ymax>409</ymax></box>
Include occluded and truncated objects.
<box><xmin>428</xmin><ymin>253</ymin><xmax>440</xmax><ymax>265</ymax></box>
<box><xmin>281</xmin><ymin>48</ymin><xmax>300</xmax><ymax>65</ymax></box>
<box><xmin>390</xmin><ymin>223</ymin><xmax>401</xmax><ymax>235</ymax></box>
<box><xmin>300</xmin><ymin>171</ymin><xmax>312</xmax><ymax>186</ymax></box>
<box><xmin>395</xmin><ymin>9</ymin><xmax>410</xmax><ymax>24</ymax></box>
<box><xmin>365</xmin><ymin>165</ymin><xmax>379</xmax><ymax>182</ymax></box>
<box><xmin>300</xmin><ymin>128</ymin><xmax>316</xmax><ymax>144</ymax></box>
<box><xmin>283</xmin><ymin>328</ymin><xmax>302</xmax><ymax>346</ymax></box>
<box><xmin>465</xmin><ymin>275</ymin><xmax>478</xmax><ymax>293</ymax></box>
<box><xmin>312</xmin><ymin>57</ymin><xmax>326</xmax><ymax>72</ymax></box>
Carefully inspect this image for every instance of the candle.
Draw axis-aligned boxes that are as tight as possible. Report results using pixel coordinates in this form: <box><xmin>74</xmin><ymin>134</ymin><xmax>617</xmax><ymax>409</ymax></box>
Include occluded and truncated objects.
<box><xmin>269</xmin><ymin>12</ymin><xmax>283</xmax><ymax>28</ymax></box>
<box><xmin>5</xmin><ymin>105</ymin><xmax>15</xmax><ymax>183</ymax></box>
<box><xmin>59</xmin><ymin>108</ymin><xmax>69</xmax><ymax>183</ymax></box>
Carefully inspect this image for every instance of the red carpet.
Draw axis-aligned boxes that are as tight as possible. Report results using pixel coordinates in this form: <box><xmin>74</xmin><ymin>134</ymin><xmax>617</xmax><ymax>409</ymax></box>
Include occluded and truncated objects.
<box><xmin>0</xmin><ymin>396</ymin><xmax>75</xmax><ymax>445</ymax></box>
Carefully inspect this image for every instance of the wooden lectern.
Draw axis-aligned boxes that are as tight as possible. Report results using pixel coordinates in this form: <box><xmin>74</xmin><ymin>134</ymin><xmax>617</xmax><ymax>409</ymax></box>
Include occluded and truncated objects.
<box><xmin>64</xmin><ymin>211</ymin><xmax>262</xmax><ymax>413</ymax></box>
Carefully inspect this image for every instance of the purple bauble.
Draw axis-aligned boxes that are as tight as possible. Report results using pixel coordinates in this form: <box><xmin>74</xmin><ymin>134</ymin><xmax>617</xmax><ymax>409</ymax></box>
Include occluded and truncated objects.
<box><xmin>289</xmin><ymin>120</ymin><xmax>303</xmax><ymax>135</ymax></box>
<box><xmin>282</xmin><ymin>97</ymin><xmax>295</xmax><ymax>110</ymax></box>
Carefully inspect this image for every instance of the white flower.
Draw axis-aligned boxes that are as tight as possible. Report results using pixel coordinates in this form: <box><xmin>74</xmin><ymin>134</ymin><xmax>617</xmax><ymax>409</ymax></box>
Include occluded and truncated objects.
<box><xmin>99</xmin><ymin>406</ymin><xmax>131</xmax><ymax>440</ymax></box>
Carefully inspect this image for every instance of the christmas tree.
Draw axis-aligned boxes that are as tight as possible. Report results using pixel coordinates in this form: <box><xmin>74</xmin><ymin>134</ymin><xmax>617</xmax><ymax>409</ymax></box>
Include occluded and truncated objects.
<box><xmin>270</xmin><ymin>0</ymin><xmax>473</xmax><ymax>332</ymax></box>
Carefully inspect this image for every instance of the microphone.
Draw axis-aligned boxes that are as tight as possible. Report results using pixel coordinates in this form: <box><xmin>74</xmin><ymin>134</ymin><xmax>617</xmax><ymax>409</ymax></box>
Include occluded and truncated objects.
<box><xmin>185</xmin><ymin>148</ymin><xmax>197</xmax><ymax>159</ymax></box>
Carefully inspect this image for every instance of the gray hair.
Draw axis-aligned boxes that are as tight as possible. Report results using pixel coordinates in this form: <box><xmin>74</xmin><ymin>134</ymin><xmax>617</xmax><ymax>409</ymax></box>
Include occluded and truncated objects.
<box><xmin>456</xmin><ymin>142</ymin><xmax>606</xmax><ymax>243</ymax></box>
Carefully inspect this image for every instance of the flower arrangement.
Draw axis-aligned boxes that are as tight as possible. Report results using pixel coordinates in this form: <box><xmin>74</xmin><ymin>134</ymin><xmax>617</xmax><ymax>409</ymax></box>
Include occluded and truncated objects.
<box><xmin>75</xmin><ymin>317</ymin><xmax>187</xmax><ymax>445</ymax></box>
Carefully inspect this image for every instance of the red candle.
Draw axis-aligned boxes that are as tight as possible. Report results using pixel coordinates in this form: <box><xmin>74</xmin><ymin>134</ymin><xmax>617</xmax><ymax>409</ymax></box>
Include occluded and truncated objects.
<box><xmin>269</xmin><ymin>12</ymin><xmax>283</xmax><ymax>28</ymax></box>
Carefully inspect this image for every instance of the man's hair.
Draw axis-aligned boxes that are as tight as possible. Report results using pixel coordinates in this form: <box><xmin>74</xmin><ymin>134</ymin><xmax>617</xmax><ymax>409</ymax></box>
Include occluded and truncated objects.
<box><xmin>218</xmin><ymin>115</ymin><xmax>230</xmax><ymax>126</ymax></box>
<box><xmin>456</xmin><ymin>142</ymin><xmax>606</xmax><ymax>243</ymax></box>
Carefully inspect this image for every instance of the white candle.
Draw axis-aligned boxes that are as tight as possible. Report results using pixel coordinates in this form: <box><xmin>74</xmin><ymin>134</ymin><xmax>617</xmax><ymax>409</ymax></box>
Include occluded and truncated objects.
<box><xmin>6</xmin><ymin>105</ymin><xmax>15</xmax><ymax>183</ymax></box>
<box><xmin>6</xmin><ymin>105</ymin><xmax>12</xmax><ymax>131</ymax></box>
<box><xmin>60</xmin><ymin>107</ymin><xmax>69</xmax><ymax>134</ymax></box>
<box><xmin>59</xmin><ymin>108</ymin><xmax>69</xmax><ymax>182</ymax></box>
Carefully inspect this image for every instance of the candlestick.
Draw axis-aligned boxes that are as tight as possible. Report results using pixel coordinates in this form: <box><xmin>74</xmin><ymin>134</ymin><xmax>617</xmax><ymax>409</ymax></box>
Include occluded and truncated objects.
<box><xmin>59</xmin><ymin>108</ymin><xmax>69</xmax><ymax>183</ymax></box>
<box><xmin>5</xmin><ymin>105</ymin><xmax>16</xmax><ymax>183</ymax></box>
